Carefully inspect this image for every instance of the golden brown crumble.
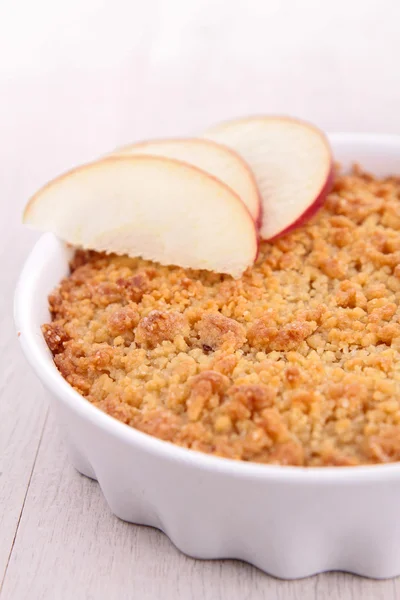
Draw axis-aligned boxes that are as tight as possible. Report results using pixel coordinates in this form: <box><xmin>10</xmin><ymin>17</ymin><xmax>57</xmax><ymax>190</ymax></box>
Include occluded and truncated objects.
<box><xmin>43</xmin><ymin>168</ymin><xmax>400</xmax><ymax>466</ymax></box>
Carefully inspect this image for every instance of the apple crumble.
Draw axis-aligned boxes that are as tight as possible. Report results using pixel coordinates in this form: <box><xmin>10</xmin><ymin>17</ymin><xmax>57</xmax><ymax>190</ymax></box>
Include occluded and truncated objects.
<box><xmin>43</xmin><ymin>168</ymin><xmax>400</xmax><ymax>466</ymax></box>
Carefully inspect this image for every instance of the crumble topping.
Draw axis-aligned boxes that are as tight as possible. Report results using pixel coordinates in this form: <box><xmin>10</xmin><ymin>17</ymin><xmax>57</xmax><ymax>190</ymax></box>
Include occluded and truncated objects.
<box><xmin>43</xmin><ymin>168</ymin><xmax>400</xmax><ymax>466</ymax></box>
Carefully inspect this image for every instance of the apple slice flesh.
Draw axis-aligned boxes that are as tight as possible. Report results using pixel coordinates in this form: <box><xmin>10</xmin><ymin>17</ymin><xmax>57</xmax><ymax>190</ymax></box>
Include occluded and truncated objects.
<box><xmin>111</xmin><ymin>138</ymin><xmax>261</xmax><ymax>223</ymax></box>
<box><xmin>23</xmin><ymin>156</ymin><xmax>258</xmax><ymax>278</ymax></box>
<box><xmin>204</xmin><ymin>116</ymin><xmax>334</xmax><ymax>240</ymax></box>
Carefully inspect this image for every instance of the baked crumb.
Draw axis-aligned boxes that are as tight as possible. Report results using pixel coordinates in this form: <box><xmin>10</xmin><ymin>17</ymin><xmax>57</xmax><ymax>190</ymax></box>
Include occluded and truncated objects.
<box><xmin>43</xmin><ymin>169</ymin><xmax>400</xmax><ymax>466</ymax></box>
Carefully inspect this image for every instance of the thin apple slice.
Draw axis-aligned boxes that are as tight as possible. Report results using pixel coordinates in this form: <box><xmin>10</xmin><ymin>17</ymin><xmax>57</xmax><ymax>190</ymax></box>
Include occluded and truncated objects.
<box><xmin>204</xmin><ymin>116</ymin><xmax>334</xmax><ymax>240</ymax></box>
<box><xmin>23</xmin><ymin>156</ymin><xmax>258</xmax><ymax>278</ymax></box>
<box><xmin>111</xmin><ymin>138</ymin><xmax>261</xmax><ymax>223</ymax></box>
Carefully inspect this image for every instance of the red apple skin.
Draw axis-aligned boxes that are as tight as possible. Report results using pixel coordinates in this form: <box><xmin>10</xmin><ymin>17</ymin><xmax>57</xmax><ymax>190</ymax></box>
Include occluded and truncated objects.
<box><xmin>266</xmin><ymin>162</ymin><xmax>335</xmax><ymax>242</ymax></box>
<box><xmin>252</xmin><ymin>234</ymin><xmax>261</xmax><ymax>263</ymax></box>
<box><xmin>254</xmin><ymin>189</ymin><xmax>263</xmax><ymax>230</ymax></box>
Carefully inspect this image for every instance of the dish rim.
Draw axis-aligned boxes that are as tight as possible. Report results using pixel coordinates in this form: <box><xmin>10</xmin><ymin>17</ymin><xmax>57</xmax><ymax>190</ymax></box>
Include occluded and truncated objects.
<box><xmin>15</xmin><ymin>131</ymin><xmax>400</xmax><ymax>483</ymax></box>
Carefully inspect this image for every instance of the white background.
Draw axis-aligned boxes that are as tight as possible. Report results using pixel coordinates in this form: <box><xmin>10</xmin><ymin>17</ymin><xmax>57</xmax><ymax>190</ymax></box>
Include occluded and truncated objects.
<box><xmin>2</xmin><ymin>1</ymin><xmax>400</xmax><ymax>598</ymax></box>
<box><xmin>1</xmin><ymin>0</ymin><xmax>400</xmax><ymax>205</ymax></box>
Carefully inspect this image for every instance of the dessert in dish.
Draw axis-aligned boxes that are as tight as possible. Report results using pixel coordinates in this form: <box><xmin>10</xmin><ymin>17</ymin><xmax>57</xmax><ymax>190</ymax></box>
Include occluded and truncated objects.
<box><xmin>24</xmin><ymin>116</ymin><xmax>400</xmax><ymax>467</ymax></box>
<box><xmin>18</xmin><ymin>132</ymin><xmax>400</xmax><ymax>581</ymax></box>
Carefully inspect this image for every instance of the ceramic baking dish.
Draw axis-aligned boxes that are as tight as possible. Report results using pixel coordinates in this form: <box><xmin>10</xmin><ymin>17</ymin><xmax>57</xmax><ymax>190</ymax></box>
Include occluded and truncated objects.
<box><xmin>15</xmin><ymin>133</ymin><xmax>400</xmax><ymax>580</ymax></box>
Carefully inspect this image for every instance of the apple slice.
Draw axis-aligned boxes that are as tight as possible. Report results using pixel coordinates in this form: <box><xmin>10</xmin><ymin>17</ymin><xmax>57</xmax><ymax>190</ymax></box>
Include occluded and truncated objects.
<box><xmin>23</xmin><ymin>156</ymin><xmax>258</xmax><ymax>278</ymax></box>
<box><xmin>204</xmin><ymin>116</ymin><xmax>334</xmax><ymax>240</ymax></box>
<box><xmin>111</xmin><ymin>138</ymin><xmax>261</xmax><ymax>223</ymax></box>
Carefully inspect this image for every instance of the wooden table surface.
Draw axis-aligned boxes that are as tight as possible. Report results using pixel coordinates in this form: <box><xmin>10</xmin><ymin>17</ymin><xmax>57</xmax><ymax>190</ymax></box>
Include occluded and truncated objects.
<box><xmin>2</xmin><ymin>1</ymin><xmax>400</xmax><ymax>597</ymax></box>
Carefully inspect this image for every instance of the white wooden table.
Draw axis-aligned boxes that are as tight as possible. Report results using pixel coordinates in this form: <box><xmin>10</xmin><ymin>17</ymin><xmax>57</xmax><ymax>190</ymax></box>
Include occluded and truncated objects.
<box><xmin>2</xmin><ymin>1</ymin><xmax>400</xmax><ymax>597</ymax></box>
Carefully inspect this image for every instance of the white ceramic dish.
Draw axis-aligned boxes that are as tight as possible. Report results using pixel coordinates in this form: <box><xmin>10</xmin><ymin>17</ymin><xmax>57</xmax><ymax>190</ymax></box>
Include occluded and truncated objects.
<box><xmin>15</xmin><ymin>133</ymin><xmax>400</xmax><ymax>580</ymax></box>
